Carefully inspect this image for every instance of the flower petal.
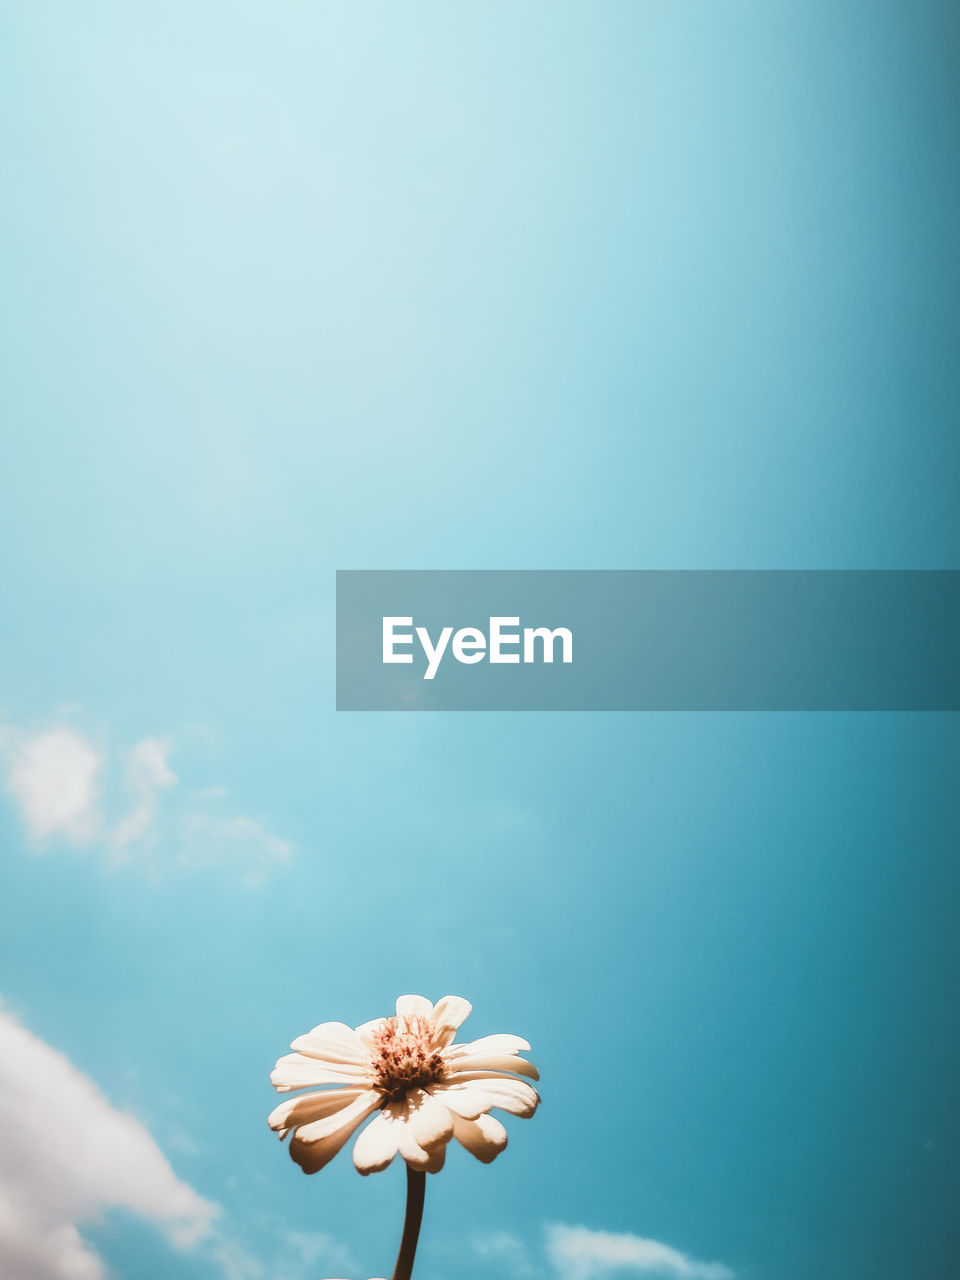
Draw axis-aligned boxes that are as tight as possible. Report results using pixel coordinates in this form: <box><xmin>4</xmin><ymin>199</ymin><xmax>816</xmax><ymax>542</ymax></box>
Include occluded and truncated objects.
<box><xmin>430</xmin><ymin>995</ymin><xmax>472</xmax><ymax>1042</ymax></box>
<box><xmin>445</xmin><ymin>1033</ymin><xmax>530</xmax><ymax>1058</ymax></box>
<box><xmin>271</xmin><ymin>1052</ymin><xmax>371</xmax><ymax>1092</ymax></box>
<box><xmin>290</xmin><ymin>1022</ymin><xmax>369</xmax><ymax>1064</ymax></box>
<box><xmin>450</xmin><ymin>1112</ymin><xmax>508</xmax><ymax>1163</ymax></box>
<box><xmin>354</xmin><ymin>1017</ymin><xmax>388</xmax><ymax>1043</ymax></box>
<box><xmin>395</xmin><ymin>995</ymin><xmax>434</xmax><ymax>1020</ymax></box>
<box><xmin>288</xmin><ymin>1126</ymin><xmax>353</xmax><ymax>1174</ymax></box>
<box><xmin>399</xmin><ymin>1135</ymin><xmax>432</xmax><ymax>1168</ymax></box>
<box><xmin>398</xmin><ymin>1101</ymin><xmax>437</xmax><ymax>1170</ymax></box>
<box><xmin>292</xmin><ymin>1091</ymin><xmax>382</xmax><ymax>1144</ymax></box>
<box><xmin>406</xmin><ymin>1088</ymin><xmax>454</xmax><ymax>1150</ymax></box>
<box><xmin>268</xmin><ymin>1087</ymin><xmax>367</xmax><ymax>1136</ymax></box>
<box><xmin>353</xmin><ymin>1102</ymin><xmax>403</xmax><ymax>1175</ymax></box>
<box><xmin>443</xmin><ymin>1068</ymin><xmax>539</xmax><ymax>1087</ymax></box>
<box><xmin>430</xmin><ymin>1083</ymin><xmax>492</xmax><ymax>1120</ymax></box>
<box><xmin>289</xmin><ymin>1095</ymin><xmax>380</xmax><ymax>1174</ymax></box>
<box><xmin>445</xmin><ymin>1053</ymin><xmax>539</xmax><ymax>1081</ymax></box>
<box><xmin>474</xmin><ymin>1077</ymin><xmax>540</xmax><ymax>1118</ymax></box>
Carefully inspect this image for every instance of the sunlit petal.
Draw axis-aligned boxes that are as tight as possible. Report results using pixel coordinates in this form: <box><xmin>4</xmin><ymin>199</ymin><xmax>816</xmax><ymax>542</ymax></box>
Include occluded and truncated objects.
<box><xmin>268</xmin><ymin>1087</ymin><xmax>367</xmax><ymax>1136</ymax></box>
<box><xmin>291</xmin><ymin>1022</ymin><xmax>369</xmax><ymax>1064</ymax></box>
<box><xmin>445</xmin><ymin>1053</ymin><xmax>540</xmax><ymax>1081</ymax></box>
<box><xmin>395</xmin><ymin>994</ymin><xmax>434</xmax><ymax>1019</ymax></box>
<box><xmin>271</xmin><ymin>1052</ymin><xmax>371</xmax><ymax>1092</ymax></box>
<box><xmin>450</xmin><ymin>1112</ymin><xmax>509</xmax><ymax>1164</ymax></box>
<box><xmin>352</xmin><ymin>1102</ymin><xmax>403</xmax><ymax>1175</ymax></box>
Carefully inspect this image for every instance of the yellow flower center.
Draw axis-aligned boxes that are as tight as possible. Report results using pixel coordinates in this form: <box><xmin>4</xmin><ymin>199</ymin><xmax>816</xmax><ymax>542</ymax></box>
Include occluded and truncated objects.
<box><xmin>370</xmin><ymin>1015</ymin><xmax>445</xmax><ymax>1102</ymax></box>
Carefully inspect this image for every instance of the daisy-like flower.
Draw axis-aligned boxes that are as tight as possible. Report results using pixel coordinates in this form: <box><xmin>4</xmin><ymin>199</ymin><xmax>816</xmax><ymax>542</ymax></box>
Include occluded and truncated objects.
<box><xmin>268</xmin><ymin>994</ymin><xmax>540</xmax><ymax>1176</ymax></box>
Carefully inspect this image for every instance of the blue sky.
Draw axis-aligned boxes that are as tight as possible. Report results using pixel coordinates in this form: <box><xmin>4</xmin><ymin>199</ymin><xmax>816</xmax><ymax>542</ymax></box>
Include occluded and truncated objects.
<box><xmin>0</xmin><ymin>4</ymin><xmax>958</xmax><ymax>1280</ymax></box>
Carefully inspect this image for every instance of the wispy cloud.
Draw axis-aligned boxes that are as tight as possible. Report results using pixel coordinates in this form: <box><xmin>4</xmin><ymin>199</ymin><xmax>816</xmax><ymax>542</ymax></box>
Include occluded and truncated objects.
<box><xmin>178</xmin><ymin>813</ymin><xmax>292</xmax><ymax>885</ymax></box>
<box><xmin>473</xmin><ymin>1230</ymin><xmax>538</xmax><ymax>1276</ymax></box>
<box><xmin>471</xmin><ymin>1224</ymin><xmax>732</xmax><ymax>1280</ymax></box>
<box><xmin>113</xmin><ymin>736</ymin><xmax>177</xmax><ymax>849</ymax></box>
<box><xmin>281</xmin><ymin>1230</ymin><xmax>361</xmax><ymax>1278</ymax></box>
<box><xmin>0</xmin><ymin>1004</ymin><xmax>216</xmax><ymax>1280</ymax></box>
<box><xmin>2</xmin><ymin>728</ymin><xmax>103</xmax><ymax>843</ymax></box>
<box><xmin>545</xmin><ymin>1225</ymin><xmax>734</xmax><ymax>1280</ymax></box>
<box><xmin>0</xmin><ymin>720</ymin><xmax>290</xmax><ymax>880</ymax></box>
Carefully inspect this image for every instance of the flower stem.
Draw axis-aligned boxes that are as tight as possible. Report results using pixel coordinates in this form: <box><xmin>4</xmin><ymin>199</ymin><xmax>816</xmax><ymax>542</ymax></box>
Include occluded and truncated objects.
<box><xmin>391</xmin><ymin>1167</ymin><xmax>426</xmax><ymax>1280</ymax></box>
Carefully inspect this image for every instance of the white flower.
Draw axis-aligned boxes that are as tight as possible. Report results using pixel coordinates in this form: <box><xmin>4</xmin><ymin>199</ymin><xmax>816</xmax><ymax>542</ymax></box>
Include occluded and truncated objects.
<box><xmin>269</xmin><ymin>994</ymin><xmax>540</xmax><ymax>1175</ymax></box>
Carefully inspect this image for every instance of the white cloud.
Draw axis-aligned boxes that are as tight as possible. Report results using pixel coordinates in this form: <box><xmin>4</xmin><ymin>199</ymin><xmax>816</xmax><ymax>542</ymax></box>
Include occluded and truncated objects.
<box><xmin>280</xmin><ymin>1230</ymin><xmax>360</xmax><ymax>1279</ymax></box>
<box><xmin>2</xmin><ymin>728</ymin><xmax>103</xmax><ymax>844</ymax></box>
<box><xmin>205</xmin><ymin>1226</ymin><xmax>361</xmax><ymax>1280</ymax></box>
<box><xmin>1</xmin><ymin>720</ymin><xmax>291</xmax><ymax>880</ymax></box>
<box><xmin>0</xmin><ymin>1006</ymin><xmax>349</xmax><ymax>1280</ymax></box>
<box><xmin>0</xmin><ymin>1006</ymin><xmax>216</xmax><ymax>1280</ymax></box>
<box><xmin>208</xmin><ymin>1242</ymin><xmax>263</xmax><ymax>1280</ymax></box>
<box><xmin>545</xmin><ymin>1225</ymin><xmax>733</xmax><ymax>1280</ymax></box>
<box><xmin>473</xmin><ymin>1230</ymin><xmax>537</xmax><ymax>1276</ymax></box>
<box><xmin>113</xmin><ymin>736</ymin><xmax>178</xmax><ymax>849</ymax></box>
<box><xmin>179</xmin><ymin>813</ymin><xmax>292</xmax><ymax>883</ymax></box>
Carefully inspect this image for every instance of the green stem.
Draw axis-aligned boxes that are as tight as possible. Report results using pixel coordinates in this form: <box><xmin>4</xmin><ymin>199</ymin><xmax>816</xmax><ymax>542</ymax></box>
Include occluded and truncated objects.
<box><xmin>391</xmin><ymin>1167</ymin><xmax>426</xmax><ymax>1280</ymax></box>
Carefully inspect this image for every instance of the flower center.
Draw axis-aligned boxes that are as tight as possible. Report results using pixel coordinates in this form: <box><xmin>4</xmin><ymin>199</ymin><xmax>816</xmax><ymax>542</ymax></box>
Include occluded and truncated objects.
<box><xmin>370</xmin><ymin>1015</ymin><xmax>445</xmax><ymax>1102</ymax></box>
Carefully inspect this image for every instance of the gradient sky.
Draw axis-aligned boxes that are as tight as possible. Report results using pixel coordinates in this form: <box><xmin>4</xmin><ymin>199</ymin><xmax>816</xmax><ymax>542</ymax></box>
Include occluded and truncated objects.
<box><xmin>1</xmin><ymin>4</ymin><xmax>958</xmax><ymax>1280</ymax></box>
